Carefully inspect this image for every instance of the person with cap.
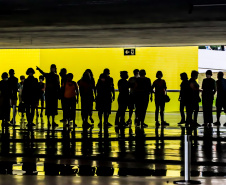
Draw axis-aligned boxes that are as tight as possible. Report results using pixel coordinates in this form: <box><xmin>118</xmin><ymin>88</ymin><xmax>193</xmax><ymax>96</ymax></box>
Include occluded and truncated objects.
<box><xmin>22</xmin><ymin>68</ymin><xmax>39</xmax><ymax>128</ymax></box>
<box><xmin>115</xmin><ymin>71</ymin><xmax>130</xmax><ymax>127</ymax></box>
<box><xmin>8</xmin><ymin>69</ymin><xmax>18</xmax><ymax>126</ymax></box>
<box><xmin>0</xmin><ymin>72</ymin><xmax>11</xmax><ymax>127</ymax></box>
<box><xmin>201</xmin><ymin>70</ymin><xmax>216</xmax><ymax>126</ymax></box>
<box><xmin>36</xmin><ymin>64</ymin><xmax>60</xmax><ymax>128</ymax></box>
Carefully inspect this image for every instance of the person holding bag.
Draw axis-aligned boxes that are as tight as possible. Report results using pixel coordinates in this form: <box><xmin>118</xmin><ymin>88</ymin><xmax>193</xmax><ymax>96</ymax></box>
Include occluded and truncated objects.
<box><xmin>152</xmin><ymin>71</ymin><xmax>169</xmax><ymax>126</ymax></box>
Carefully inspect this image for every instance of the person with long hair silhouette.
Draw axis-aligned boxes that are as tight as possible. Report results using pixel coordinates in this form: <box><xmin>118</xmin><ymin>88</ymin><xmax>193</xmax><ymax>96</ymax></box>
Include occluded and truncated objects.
<box><xmin>152</xmin><ymin>71</ymin><xmax>169</xmax><ymax>126</ymax></box>
<box><xmin>78</xmin><ymin>71</ymin><xmax>94</xmax><ymax>128</ymax></box>
<box><xmin>0</xmin><ymin>72</ymin><xmax>11</xmax><ymax>126</ymax></box>
<box><xmin>178</xmin><ymin>72</ymin><xmax>189</xmax><ymax>125</ymax></box>
<box><xmin>36</xmin><ymin>64</ymin><xmax>60</xmax><ymax>128</ymax></box>
<box><xmin>22</xmin><ymin>68</ymin><xmax>39</xmax><ymax>128</ymax></box>
<box><xmin>85</xmin><ymin>69</ymin><xmax>96</xmax><ymax>124</ymax></box>
<box><xmin>115</xmin><ymin>71</ymin><xmax>130</xmax><ymax>127</ymax></box>
<box><xmin>201</xmin><ymin>70</ymin><xmax>216</xmax><ymax>126</ymax></box>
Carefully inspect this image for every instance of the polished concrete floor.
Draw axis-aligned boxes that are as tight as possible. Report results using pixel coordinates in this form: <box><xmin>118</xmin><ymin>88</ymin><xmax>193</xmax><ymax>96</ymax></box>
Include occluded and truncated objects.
<box><xmin>0</xmin><ymin>176</ymin><xmax>226</xmax><ymax>185</ymax></box>
<box><xmin>0</xmin><ymin>109</ymin><xmax>226</xmax><ymax>178</ymax></box>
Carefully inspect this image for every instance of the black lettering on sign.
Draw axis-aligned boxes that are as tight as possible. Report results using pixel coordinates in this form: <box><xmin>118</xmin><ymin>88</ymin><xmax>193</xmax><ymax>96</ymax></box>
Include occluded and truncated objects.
<box><xmin>124</xmin><ymin>49</ymin><xmax>136</xmax><ymax>56</ymax></box>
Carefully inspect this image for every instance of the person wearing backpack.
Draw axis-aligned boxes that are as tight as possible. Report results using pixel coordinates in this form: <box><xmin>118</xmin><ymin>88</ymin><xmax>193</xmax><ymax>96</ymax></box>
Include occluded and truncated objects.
<box><xmin>61</xmin><ymin>73</ymin><xmax>79</xmax><ymax>129</ymax></box>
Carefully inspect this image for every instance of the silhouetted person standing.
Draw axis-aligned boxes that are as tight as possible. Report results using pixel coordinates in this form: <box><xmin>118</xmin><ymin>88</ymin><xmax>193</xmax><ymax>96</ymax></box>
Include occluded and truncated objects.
<box><xmin>135</xmin><ymin>70</ymin><xmax>152</xmax><ymax>127</ymax></box>
<box><xmin>126</xmin><ymin>69</ymin><xmax>139</xmax><ymax>126</ymax></box>
<box><xmin>152</xmin><ymin>71</ymin><xmax>169</xmax><ymax>126</ymax></box>
<box><xmin>36</xmin><ymin>64</ymin><xmax>60</xmax><ymax>128</ymax></box>
<box><xmin>96</xmin><ymin>69</ymin><xmax>115</xmax><ymax>127</ymax></box>
<box><xmin>8</xmin><ymin>69</ymin><xmax>18</xmax><ymax>125</ymax></box>
<box><xmin>187</xmin><ymin>70</ymin><xmax>201</xmax><ymax>127</ymax></box>
<box><xmin>115</xmin><ymin>71</ymin><xmax>129</xmax><ymax>127</ymax></box>
<box><xmin>178</xmin><ymin>72</ymin><xmax>189</xmax><ymax>125</ymax></box>
<box><xmin>22</xmin><ymin>68</ymin><xmax>39</xmax><ymax>128</ymax></box>
<box><xmin>85</xmin><ymin>69</ymin><xmax>96</xmax><ymax>124</ymax></box>
<box><xmin>18</xmin><ymin>75</ymin><xmax>25</xmax><ymax>118</ymax></box>
<box><xmin>36</xmin><ymin>75</ymin><xmax>45</xmax><ymax>118</ymax></box>
<box><xmin>202</xmin><ymin>70</ymin><xmax>216</xmax><ymax>126</ymax></box>
<box><xmin>0</xmin><ymin>72</ymin><xmax>11</xmax><ymax>126</ymax></box>
<box><xmin>78</xmin><ymin>71</ymin><xmax>95</xmax><ymax>128</ymax></box>
<box><xmin>214</xmin><ymin>72</ymin><xmax>226</xmax><ymax>126</ymax></box>
<box><xmin>59</xmin><ymin>68</ymin><xmax>67</xmax><ymax>122</ymax></box>
<box><xmin>61</xmin><ymin>73</ymin><xmax>79</xmax><ymax>128</ymax></box>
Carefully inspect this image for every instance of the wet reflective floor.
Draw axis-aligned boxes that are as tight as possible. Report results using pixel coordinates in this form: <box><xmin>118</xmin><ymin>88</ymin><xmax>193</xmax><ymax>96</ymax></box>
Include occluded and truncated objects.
<box><xmin>1</xmin><ymin>110</ymin><xmax>226</xmax><ymax>178</ymax></box>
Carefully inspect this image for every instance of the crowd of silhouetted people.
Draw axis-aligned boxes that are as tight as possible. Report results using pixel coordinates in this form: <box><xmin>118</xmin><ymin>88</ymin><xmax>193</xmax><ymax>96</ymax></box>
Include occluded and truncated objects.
<box><xmin>0</xmin><ymin>64</ymin><xmax>225</xmax><ymax>130</ymax></box>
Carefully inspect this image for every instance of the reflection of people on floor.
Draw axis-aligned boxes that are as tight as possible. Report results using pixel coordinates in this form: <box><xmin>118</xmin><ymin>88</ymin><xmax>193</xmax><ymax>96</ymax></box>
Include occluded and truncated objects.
<box><xmin>186</xmin><ymin>70</ymin><xmax>201</xmax><ymax>127</ymax></box>
<box><xmin>202</xmin><ymin>70</ymin><xmax>216</xmax><ymax>126</ymax></box>
<box><xmin>214</xmin><ymin>72</ymin><xmax>226</xmax><ymax>126</ymax></box>
<box><xmin>135</xmin><ymin>127</ymin><xmax>146</xmax><ymax>159</ymax></box>
<box><xmin>59</xmin><ymin>68</ymin><xmax>67</xmax><ymax>122</ymax></box>
<box><xmin>178</xmin><ymin>72</ymin><xmax>189</xmax><ymax>125</ymax></box>
<box><xmin>61</xmin><ymin>73</ymin><xmax>79</xmax><ymax>128</ymax></box>
<box><xmin>36</xmin><ymin>64</ymin><xmax>60</xmax><ymax>128</ymax></box>
<box><xmin>36</xmin><ymin>75</ymin><xmax>45</xmax><ymax>118</ymax></box>
<box><xmin>115</xmin><ymin>71</ymin><xmax>129</xmax><ymax>127</ymax></box>
<box><xmin>96</xmin><ymin>69</ymin><xmax>115</xmax><ymax>128</ymax></box>
<box><xmin>78</xmin><ymin>70</ymin><xmax>95</xmax><ymax>128</ymax></box>
<box><xmin>8</xmin><ymin>69</ymin><xmax>18</xmax><ymax>126</ymax></box>
<box><xmin>0</xmin><ymin>72</ymin><xmax>11</xmax><ymax>128</ymax></box>
<box><xmin>135</xmin><ymin>69</ymin><xmax>152</xmax><ymax>128</ymax></box>
<box><xmin>152</xmin><ymin>71</ymin><xmax>169</xmax><ymax>126</ymax></box>
<box><xmin>126</xmin><ymin>69</ymin><xmax>139</xmax><ymax>126</ymax></box>
<box><xmin>22</xmin><ymin>68</ymin><xmax>39</xmax><ymax>128</ymax></box>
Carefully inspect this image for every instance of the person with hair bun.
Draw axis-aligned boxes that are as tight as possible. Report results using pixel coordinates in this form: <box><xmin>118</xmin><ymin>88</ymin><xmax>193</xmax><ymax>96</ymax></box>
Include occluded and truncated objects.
<box><xmin>22</xmin><ymin>68</ymin><xmax>39</xmax><ymax>128</ymax></box>
<box><xmin>201</xmin><ymin>70</ymin><xmax>216</xmax><ymax>126</ymax></box>
<box><xmin>0</xmin><ymin>72</ymin><xmax>11</xmax><ymax>126</ymax></box>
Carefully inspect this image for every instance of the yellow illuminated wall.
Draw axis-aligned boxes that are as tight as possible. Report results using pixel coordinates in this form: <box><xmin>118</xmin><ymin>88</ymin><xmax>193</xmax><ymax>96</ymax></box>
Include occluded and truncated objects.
<box><xmin>0</xmin><ymin>46</ymin><xmax>198</xmax><ymax>112</ymax></box>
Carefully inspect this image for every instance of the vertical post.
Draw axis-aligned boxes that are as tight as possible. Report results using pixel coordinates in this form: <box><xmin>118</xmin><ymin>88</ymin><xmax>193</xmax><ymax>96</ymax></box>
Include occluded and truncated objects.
<box><xmin>174</xmin><ymin>135</ymin><xmax>201</xmax><ymax>184</ymax></box>
<box><xmin>184</xmin><ymin>135</ymin><xmax>191</xmax><ymax>181</ymax></box>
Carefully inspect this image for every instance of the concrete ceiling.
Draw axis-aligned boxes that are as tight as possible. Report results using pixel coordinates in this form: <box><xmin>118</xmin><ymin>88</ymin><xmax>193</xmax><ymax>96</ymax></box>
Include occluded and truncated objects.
<box><xmin>0</xmin><ymin>0</ymin><xmax>226</xmax><ymax>48</ymax></box>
